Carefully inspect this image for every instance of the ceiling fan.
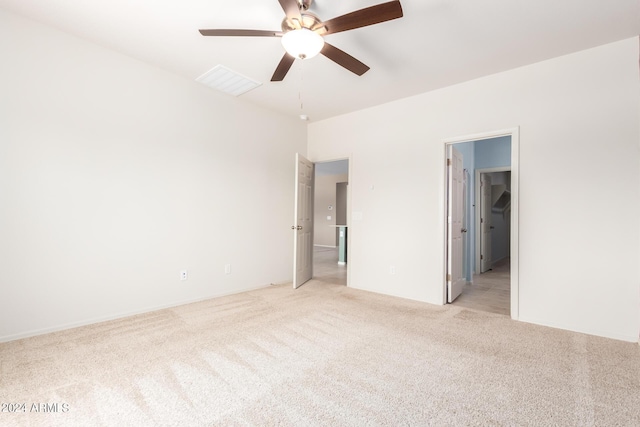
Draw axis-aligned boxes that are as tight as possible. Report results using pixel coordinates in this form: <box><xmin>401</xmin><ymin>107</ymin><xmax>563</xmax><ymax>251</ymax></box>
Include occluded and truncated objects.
<box><xmin>199</xmin><ymin>0</ymin><xmax>403</xmax><ymax>81</ymax></box>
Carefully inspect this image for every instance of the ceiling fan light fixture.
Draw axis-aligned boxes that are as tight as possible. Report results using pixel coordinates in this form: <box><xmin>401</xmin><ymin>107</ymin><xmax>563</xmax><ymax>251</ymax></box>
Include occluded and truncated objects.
<box><xmin>281</xmin><ymin>28</ymin><xmax>324</xmax><ymax>60</ymax></box>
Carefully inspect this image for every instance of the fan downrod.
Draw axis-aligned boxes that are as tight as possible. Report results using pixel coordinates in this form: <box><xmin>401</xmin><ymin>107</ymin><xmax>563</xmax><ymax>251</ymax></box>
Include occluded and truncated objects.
<box><xmin>298</xmin><ymin>0</ymin><xmax>313</xmax><ymax>11</ymax></box>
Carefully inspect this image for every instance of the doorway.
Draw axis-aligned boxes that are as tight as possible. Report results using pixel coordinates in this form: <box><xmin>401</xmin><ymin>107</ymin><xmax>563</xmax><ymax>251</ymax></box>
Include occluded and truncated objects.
<box><xmin>312</xmin><ymin>159</ymin><xmax>349</xmax><ymax>286</ymax></box>
<box><xmin>476</xmin><ymin>168</ymin><xmax>511</xmax><ymax>276</ymax></box>
<box><xmin>444</xmin><ymin>129</ymin><xmax>519</xmax><ymax>319</ymax></box>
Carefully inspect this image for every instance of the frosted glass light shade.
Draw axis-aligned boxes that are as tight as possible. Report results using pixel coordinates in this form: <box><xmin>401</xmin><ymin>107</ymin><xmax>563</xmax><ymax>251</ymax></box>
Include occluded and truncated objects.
<box><xmin>281</xmin><ymin>29</ymin><xmax>324</xmax><ymax>59</ymax></box>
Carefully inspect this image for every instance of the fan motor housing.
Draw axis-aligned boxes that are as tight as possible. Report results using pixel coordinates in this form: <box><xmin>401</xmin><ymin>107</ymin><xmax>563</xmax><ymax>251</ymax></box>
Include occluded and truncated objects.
<box><xmin>281</xmin><ymin>12</ymin><xmax>322</xmax><ymax>32</ymax></box>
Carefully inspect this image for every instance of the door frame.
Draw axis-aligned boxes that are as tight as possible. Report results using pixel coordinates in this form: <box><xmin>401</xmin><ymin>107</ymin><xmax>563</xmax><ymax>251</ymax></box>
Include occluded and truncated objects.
<box><xmin>475</xmin><ymin>167</ymin><xmax>510</xmax><ymax>275</ymax></box>
<box><xmin>442</xmin><ymin>128</ymin><xmax>520</xmax><ymax>320</ymax></box>
<box><xmin>307</xmin><ymin>155</ymin><xmax>353</xmax><ymax>288</ymax></box>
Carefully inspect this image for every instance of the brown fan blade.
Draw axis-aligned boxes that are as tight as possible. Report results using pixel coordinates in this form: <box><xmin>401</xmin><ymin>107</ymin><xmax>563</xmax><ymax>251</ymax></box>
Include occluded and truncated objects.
<box><xmin>271</xmin><ymin>53</ymin><xmax>296</xmax><ymax>81</ymax></box>
<box><xmin>199</xmin><ymin>29</ymin><xmax>283</xmax><ymax>37</ymax></box>
<box><xmin>321</xmin><ymin>43</ymin><xmax>370</xmax><ymax>76</ymax></box>
<box><xmin>278</xmin><ymin>0</ymin><xmax>302</xmax><ymax>21</ymax></box>
<box><xmin>319</xmin><ymin>1</ymin><xmax>403</xmax><ymax>36</ymax></box>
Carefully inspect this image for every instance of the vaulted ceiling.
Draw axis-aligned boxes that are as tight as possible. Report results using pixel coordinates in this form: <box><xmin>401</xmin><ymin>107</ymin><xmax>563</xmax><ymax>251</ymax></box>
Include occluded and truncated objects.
<box><xmin>1</xmin><ymin>0</ymin><xmax>639</xmax><ymax>121</ymax></box>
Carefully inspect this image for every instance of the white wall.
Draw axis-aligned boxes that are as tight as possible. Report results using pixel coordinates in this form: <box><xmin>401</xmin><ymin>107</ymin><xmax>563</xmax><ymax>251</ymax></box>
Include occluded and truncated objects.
<box><xmin>308</xmin><ymin>38</ymin><xmax>640</xmax><ymax>342</ymax></box>
<box><xmin>0</xmin><ymin>9</ymin><xmax>306</xmax><ymax>341</ymax></box>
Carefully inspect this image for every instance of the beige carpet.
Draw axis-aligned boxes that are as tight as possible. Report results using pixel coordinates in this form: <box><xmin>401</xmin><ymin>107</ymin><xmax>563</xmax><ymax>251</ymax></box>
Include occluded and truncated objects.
<box><xmin>1</xmin><ymin>281</ymin><xmax>639</xmax><ymax>426</ymax></box>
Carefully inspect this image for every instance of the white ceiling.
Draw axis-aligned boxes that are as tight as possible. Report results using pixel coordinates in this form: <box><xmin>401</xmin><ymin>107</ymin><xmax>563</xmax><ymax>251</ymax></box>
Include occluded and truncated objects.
<box><xmin>2</xmin><ymin>0</ymin><xmax>639</xmax><ymax>122</ymax></box>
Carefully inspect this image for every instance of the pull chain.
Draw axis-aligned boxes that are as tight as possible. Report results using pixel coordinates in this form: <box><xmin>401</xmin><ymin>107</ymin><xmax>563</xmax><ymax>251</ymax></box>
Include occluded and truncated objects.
<box><xmin>298</xmin><ymin>61</ymin><xmax>309</xmax><ymax>121</ymax></box>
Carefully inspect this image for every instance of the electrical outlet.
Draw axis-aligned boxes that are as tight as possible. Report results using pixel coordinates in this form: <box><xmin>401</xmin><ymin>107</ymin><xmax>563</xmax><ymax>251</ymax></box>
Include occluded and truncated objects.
<box><xmin>180</xmin><ymin>270</ymin><xmax>188</xmax><ymax>281</ymax></box>
<box><xmin>225</xmin><ymin>264</ymin><xmax>231</xmax><ymax>275</ymax></box>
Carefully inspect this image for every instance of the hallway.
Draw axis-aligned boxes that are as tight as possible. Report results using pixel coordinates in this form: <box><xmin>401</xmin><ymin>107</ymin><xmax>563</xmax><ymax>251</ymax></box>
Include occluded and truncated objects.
<box><xmin>452</xmin><ymin>257</ymin><xmax>510</xmax><ymax>315</ymax></box>
<box><xmin>313</xmin><ymin>246</ymin><xmax>347</xmax><ymax>286</ymax></box>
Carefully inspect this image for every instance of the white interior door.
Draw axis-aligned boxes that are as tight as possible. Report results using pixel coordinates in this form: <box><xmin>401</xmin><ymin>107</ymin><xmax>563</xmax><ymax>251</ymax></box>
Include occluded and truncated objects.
<box><xmin>447</xmin><ymin>146</ymin><xmax>465</xmax><ymax>303</ymax></box>
<box><xmin>480</xmin><ymin>173</ymin><xmax>493</xmax><ymax>273</ymax></box>
<box><xmin>293</xmin><ymin>153</ymin><xmax>314</xmax><ymax>288</ymax></box>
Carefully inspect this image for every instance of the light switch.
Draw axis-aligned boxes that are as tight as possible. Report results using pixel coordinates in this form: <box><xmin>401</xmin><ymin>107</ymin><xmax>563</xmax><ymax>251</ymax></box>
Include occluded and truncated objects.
<box><xmin>327</xmin><ymin>215</ymin><xmax>332</xmax><ymax>220</ymax></box>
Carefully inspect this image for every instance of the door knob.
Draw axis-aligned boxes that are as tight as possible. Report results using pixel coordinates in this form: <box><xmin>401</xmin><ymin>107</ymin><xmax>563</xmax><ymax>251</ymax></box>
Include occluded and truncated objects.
<box><xmin>291</xmin><ymin>226</ymin><xmax>295</xmax><ymax>230</ymax></box>
<box><xmin>461</xmin><ymin>228</ymin><xmax>467</xmax><ymax>233</ymax></box>
<box><xmin>297</xmin><ymin>225</ymin><xmax>303</xmax><ymax>230</ymax></box>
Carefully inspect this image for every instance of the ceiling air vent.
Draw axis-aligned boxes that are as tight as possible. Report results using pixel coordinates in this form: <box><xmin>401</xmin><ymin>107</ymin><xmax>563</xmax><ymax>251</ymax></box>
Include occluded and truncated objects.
<box><xmin>195</xmin><ymin>65</ymin><xmax>261</xmax><ymax>96</ymax></box>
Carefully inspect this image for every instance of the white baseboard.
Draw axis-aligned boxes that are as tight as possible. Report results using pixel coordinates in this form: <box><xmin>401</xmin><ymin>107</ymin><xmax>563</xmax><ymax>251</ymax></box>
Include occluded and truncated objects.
<box><xmin>0</xmin><ymin>284</ymin><xmax>272</xmax><ymax>343</ymax></box>
<box><xmin>518</xmin><ymin>315</ymin><xmax>638</xmax><ymax>343</ymax></box>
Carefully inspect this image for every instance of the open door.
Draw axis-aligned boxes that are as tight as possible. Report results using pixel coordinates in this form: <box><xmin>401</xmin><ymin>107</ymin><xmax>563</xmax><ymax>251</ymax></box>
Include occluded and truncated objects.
<box><xmin>293</xmin><ymin>153</ymin><xmax>314</xmax><ymax>288</ymax></box>
<box><xmin>447</xmin><ymin>146</ymin><xmax>465</xmax><ymax>302</ymax></box>
<box><xmin>480</xmin><ymin>173</ymin><xmax>493</xmax><ymax>273</ymax></box>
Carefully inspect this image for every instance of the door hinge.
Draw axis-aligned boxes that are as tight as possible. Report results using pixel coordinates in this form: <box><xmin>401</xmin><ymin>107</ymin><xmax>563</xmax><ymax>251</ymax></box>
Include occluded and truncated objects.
<box><xmin>447</xmin><ymin>273</ymin><xmax>451</xmax><ymax>281</ymax></box>
<box><xmin>481</xmin><ymin>254</ymin><xmax>484</xmax><ymax>260</ymax></box>
<box><xmin>481</xmin><ymin>218</ymin><xmax>484</xmax><ymax>223</ymax></box>
<box><xmin>447</xmin><ymin>158</ymin><xmax>451</xmax><ymax>166</ymax></box>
